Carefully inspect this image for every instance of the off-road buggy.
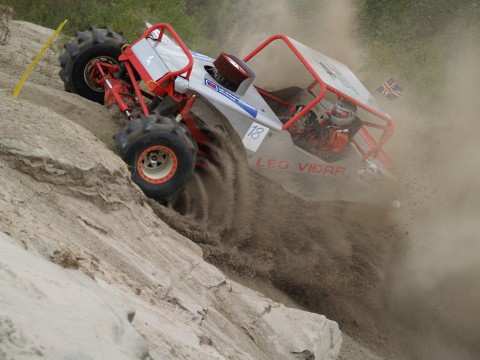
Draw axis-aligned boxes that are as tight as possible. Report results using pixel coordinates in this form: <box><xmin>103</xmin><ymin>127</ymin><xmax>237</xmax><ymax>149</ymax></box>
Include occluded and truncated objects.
<box><xmin>59</xmin><ymin>23</ymin><xmax>396</xmax><ymax>204</ymax></box>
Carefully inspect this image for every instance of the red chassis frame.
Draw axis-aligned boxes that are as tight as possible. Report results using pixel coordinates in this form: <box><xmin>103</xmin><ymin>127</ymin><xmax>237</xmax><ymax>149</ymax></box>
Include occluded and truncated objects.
<box><xmin>90</xmin><ymin>24</ymin><xmax>212</xmax><ymax>148</ymax></box>
<box><xmin>90</xmin><ymin>24</ymin><xmax>194</xmax><ymax>119</ymax></box>
<box><xmin>90</xmin><ymin>25</ymin><xmax>394</xmax><ymax>170</ymax></box>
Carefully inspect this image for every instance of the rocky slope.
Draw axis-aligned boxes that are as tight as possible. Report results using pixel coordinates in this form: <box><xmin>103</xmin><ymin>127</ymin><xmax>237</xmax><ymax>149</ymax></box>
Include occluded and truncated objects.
<box><xmin>0</xmin><ymin>20</ymin><xmax>348</xmax><ymax>360</ymax></box>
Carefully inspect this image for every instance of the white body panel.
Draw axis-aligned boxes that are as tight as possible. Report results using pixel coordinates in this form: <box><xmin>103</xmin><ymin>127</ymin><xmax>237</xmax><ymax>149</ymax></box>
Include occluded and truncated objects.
<box><xmin>142</xmin><ymin>28</ymin><xmax>396</xmax><ymax>204</ymax></box>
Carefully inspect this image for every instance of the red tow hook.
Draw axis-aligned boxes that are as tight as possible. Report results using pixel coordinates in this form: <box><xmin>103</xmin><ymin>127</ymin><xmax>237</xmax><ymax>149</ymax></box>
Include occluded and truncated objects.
<box><xmin>93</xmin><ymin>60</ymin><xmax>132</xmax><ymax>117</ymax></box>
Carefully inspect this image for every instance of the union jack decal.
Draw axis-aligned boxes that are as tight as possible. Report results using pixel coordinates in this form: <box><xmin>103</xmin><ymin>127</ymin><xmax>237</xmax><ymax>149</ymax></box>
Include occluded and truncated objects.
<box><xmin>376</xmin><ymin>78</ymin><xmax>403</xmax><ymax>100</ymax></box>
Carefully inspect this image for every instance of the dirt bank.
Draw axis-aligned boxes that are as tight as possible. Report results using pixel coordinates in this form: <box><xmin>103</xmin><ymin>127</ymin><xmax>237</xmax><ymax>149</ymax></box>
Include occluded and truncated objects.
<box><xmin>3</xmin><ymin>12</ymin><xmax>479</xmax><ymax>360</ymax></box>
<box><xmin>0</xmin><ymin>19</ymin><xmax>399</xmax><ymax>359</ymax></box>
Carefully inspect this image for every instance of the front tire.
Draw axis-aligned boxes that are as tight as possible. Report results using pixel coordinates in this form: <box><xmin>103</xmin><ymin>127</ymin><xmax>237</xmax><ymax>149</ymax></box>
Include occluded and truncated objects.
<box><xmin>115</xmin><ymin>114</ymin><xmax>197</xmax><ymax>200</ymax></box>
<box><xmin>59</xmin><ymin>27</ymin><xmax>127</xmax><ymax>104</ymax></box>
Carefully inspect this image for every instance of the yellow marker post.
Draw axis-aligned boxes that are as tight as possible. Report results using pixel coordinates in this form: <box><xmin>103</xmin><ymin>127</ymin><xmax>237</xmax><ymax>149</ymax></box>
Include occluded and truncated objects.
<box><xmin>12</xmin><ymin>19</ymin><xmax>68</xmax><ymax>98</ymax></box>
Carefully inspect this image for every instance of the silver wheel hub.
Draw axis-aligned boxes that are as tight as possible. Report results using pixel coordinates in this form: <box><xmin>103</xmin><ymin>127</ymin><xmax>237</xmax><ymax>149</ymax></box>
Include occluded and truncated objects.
<box><xmin>141</xmin><ymin>149</ymin><xmax>173</xmax><ymax>180</ymax></box>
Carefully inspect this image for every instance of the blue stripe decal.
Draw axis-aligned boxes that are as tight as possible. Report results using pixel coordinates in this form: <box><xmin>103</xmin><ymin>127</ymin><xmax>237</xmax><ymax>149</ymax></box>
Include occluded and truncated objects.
<box><xmin>204</xmin><ymin>78</ymin><xmax>258</xmax><ymax>118</ymax></box>
<box><xmin>191</xmin><ymin>51</ymin><xmax>213</xmax><ymax>62</ymax></box>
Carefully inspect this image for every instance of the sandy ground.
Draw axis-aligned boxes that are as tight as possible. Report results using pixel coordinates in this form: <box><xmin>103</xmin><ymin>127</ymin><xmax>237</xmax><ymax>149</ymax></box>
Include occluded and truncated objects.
<box><xmin>0</xmin><ymin>19</ymin><xmax>391</xmax><ymax>359</ymax></box>
<box><xmin>0</xmin><ymin>21</ymin><xmax>345</xmax><ymax>360</ymax></box>
<box><xmin>1</xmin><ymin>14</ymin><xmax>479</xmax><ymax>360</ymax></box>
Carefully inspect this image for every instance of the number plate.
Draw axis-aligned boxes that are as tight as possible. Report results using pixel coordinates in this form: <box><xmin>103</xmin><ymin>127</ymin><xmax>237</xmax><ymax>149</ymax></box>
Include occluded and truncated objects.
<box><xmin>242</xmin><ymin>122</ymin><xmax>269</xmax><ymax>152</ymax></box>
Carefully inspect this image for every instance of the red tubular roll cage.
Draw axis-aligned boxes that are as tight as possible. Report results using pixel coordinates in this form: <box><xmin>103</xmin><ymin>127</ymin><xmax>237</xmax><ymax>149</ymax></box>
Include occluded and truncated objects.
<box><xmin>95</xmin><ymin>26</ymin><xmax>394</xmax><ymax>169</ymax></box>
<box><xmin>117</xmin><ymin>23</ymin><xmax>195</xmax><ymax>115</ymax></box>
<box><xmin>243</xmin><ymin>34</ymin><xmax>396</xmax><ymax>170</ymax></box>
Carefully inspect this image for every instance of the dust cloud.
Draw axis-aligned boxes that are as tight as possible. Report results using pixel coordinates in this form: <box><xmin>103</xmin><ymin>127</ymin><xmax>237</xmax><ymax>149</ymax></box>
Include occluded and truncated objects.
<box><xmin>386</xmin><ymin>24</ymin><xmax>480</xmax><ymax>359</ymax></box>
<box><xmin>157</xmin><ymin>2</ymin><xmax>480</xmax><ymax>359</ymax></box>
<box><xmin>154</xmin><ymin>0</ymin><xmax>403</xmax><ymax>357</ymax></box>
<box><xmin>217</xmin><ymin>0</ymin><xmax>363</xmax><ymax>67</ymax></box>
<box><xmin>215</xmin><ymin>0</ymin><xmax>365</xmax><ymax>89</ymax></box>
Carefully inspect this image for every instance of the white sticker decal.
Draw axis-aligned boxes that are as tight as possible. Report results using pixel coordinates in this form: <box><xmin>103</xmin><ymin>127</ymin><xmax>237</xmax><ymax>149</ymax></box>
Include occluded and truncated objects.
<box><xmin>242</xmin><ymin>123</ymin><xmax>269</xmax><ymax>152</ymax></box>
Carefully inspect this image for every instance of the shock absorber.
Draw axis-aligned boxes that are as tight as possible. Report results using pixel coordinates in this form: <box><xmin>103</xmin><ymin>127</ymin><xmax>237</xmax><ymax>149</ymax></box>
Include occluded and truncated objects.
<box><xmin>93</xmin><ymin>59</ymin><xmax>133</xmax><ymax>120</ymax></box>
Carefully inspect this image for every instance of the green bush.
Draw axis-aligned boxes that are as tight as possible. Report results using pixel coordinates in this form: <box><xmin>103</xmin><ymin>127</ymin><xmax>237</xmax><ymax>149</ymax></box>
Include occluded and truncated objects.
<box><xmin>0</xmin><ymin>0</ymin><xmax>214</xmax><ymax>49</ymax></box>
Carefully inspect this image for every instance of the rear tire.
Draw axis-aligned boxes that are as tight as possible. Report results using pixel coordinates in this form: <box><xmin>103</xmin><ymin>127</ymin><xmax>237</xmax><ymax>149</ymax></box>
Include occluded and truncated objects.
<box><xmin>59</xmin><ymin>27</ymin><xmax>127</xmax><ymax>104</ymax></box>
<box><xmin>165</xmin><ymin>125</ymin><xmax>255</xmax><ymax>242</ymax></box>
<box><xmin>115</xmin><ymin>114</ymin><xmax>197</xmax><ymax>200</ymax></box>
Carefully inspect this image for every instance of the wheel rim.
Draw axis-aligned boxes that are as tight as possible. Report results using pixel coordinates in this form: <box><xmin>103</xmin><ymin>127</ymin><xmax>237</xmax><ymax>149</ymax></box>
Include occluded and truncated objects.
<box><xmin>136</xmin><ymin>146</ymin><xmax>178</xmax><ymax>184</ymax></box>
<box><xmin>84</xmin><ymin>56</ymin><xmax>118</xmax><ymax>92</ymax></box>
